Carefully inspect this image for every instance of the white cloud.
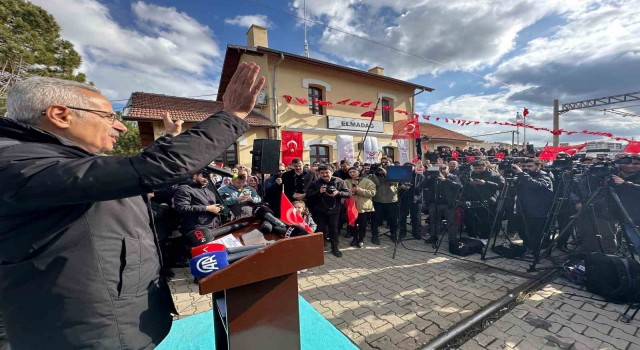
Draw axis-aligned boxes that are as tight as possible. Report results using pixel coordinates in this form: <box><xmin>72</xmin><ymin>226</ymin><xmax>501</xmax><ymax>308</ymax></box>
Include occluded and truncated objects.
<box><xmin>29</xmin><ymin>0</ymin><xmax>221</xmax><ymax>101</ymax></box>
<box><xmin>225</xmin><ymin>14</ymin><xmax>273</xmax><ymax>29</ymax></box>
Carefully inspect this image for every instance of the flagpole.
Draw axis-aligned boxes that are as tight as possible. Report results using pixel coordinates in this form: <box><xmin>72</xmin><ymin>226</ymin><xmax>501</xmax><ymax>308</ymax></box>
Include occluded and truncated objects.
<box><xmin>356</xmin><ymin>98</ymin><xmax>381</xmax><ymax>162</ymax></box>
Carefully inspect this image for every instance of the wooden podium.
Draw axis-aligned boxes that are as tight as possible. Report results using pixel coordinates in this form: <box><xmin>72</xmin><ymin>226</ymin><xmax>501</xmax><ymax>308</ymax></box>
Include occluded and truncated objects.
<box><xmin>198</xmin><ymin>218</ymin><xmax>324</xmax><ymax>350</ymax></box>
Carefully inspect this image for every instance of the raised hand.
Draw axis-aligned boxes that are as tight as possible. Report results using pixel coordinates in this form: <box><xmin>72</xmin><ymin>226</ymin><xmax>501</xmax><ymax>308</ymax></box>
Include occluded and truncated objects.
<box><xmin>162</xmin><ymin>112</ymin><xmax>184</xmax><ymax>136</ymax></box>
<box><xmin>223</xmin><ymin>62</ymin><xmax>266</xmax><ymax>119</ymax></box>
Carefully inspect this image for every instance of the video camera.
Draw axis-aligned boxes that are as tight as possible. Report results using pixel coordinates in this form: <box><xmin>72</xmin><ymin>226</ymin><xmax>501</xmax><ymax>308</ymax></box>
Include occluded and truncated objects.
<box><xmin>458</xmin><ymin>163</ymin><xmax>472</xmax><ymax>183</ymax></box>
<box><xmin>498</xmin><ymin>159</ymin><xmax>516</xmax><ymax>177</ymax></box>
<box><xmin>425</xmin><ymin>166</ymin><xmax>441</xmax><ymax>179</ymax></box>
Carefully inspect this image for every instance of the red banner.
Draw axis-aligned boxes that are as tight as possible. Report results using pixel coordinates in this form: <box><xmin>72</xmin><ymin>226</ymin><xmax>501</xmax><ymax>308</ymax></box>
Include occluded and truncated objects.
<box><xmin>280</xmin><ymin>193</ymin><xmax>313</xmax><ymax>233</ymax></box>
<box><xmin>538</xmin><ymin>143</ymin><xmax>588</xmax><ymax>161</ymax></box>
<box><xmin>624</xmin><ymin>141</ymin><xmax>640</xmax><ymax>154</ymax></box>
<box><xmin>392</xmin><ymin>119</ymin><xmax>420</xmax><ymax>140</ymax></box>
<box><xmin>281</xmin><ymin>131</ymin><xmax>303</xmax><ymax>166</ymax></box>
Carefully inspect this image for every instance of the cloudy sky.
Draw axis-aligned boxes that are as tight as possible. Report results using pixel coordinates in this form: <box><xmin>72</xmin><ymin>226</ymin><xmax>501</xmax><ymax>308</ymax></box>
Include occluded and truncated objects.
<box><xmin>30</xmin><ymin>0</ymin><xmax>640</xmax><ymax>145</ymax></box>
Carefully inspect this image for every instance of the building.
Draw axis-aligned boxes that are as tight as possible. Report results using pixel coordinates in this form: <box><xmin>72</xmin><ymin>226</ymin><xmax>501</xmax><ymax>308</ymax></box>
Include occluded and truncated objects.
<box><xmin>123</xmin><ymin>25</ymin><xmax>478</xmax><ymax>167</ymax></box>
<box><xmin>419</xmin><ymin>122</ymin><xmax>482</xmax><ymax>150</ymax></box>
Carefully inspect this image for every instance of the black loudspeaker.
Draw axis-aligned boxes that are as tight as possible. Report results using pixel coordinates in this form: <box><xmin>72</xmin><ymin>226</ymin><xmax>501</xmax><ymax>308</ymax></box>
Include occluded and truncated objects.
<box><xmin>251</xmin><ymin>139</ymin><xmax>281</xmax><ymax>174</ymax></box>
<box><xmin>526</xmin><ymin>144</ymin><xmax>534</xmax><ymax>154</ymax></box>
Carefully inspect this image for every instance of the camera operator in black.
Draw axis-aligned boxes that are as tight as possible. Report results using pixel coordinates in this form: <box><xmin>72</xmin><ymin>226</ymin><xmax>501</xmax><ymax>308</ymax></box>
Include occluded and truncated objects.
<box><xmin>512</xmin><ymin>159</ymin><xmax>554</xmax><ymax>254</ymax></box>
<box><xmin>306</xmin><ymin>165</ymin><xmax>351</xmax><ymax>257</ymax></box>
<box><xmin>369</xmin><ymin>157</ymin><xmax>399</xmax><ymax>244</ymax></box>
<box><xmin>462</xmin><ymin>161</ymin><xmax>505</xmax><ymax>239</ymax></box>
<box><xmin>264</xmin><ymin>164</ymin><xmax>287</xmax><ymax>217</ymax></box>
<box><xmin>419</xmin><ymin>164</ymin><xmax>463</xmax><ymax>243</ymax></box>
<box><xmin>610</xmin><ymin>154</ymin><xmax>640</xmax><ymax>222</ymax></box>
<box><xmin>173</xmin><ymin>169</ymin><xmax>223</xmax><ymax>247</ymax></box>
<box><xmin>549</xmin><ymin>160</ymin><xmax>582</xmax><ymax>253</ymax></box>
<box><xmin>398</xmin><ymin>162</ymin><xmax>424</xmax><ymax>240</ymax></box>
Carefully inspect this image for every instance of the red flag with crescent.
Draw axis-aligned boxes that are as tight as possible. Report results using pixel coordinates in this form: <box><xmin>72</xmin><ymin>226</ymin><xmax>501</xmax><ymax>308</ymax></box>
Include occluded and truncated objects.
<box><xmin>281</xmin><ymin>131</ymin><xmax>303</xmax><ymax>166</ymax></box>
<box><xmin>451</xmin><ymin>150</ymin><xmax>459</xmax><ymax>160</ymax></box>
<box><xmin>392</xmin><ymin>119</ymin><xmax>420</xmax><ymax>140</ymax></box>
<box><xmin>523</xmin><ymin>108</ymin><xmax>529</xmax><ymax>117</ymax></box>
<box><xmin>623</xmin><ymin>141</ymin><xmax>640</xmax><ymax>154</ymax></box>
<box><xmin>280</xmin><ymin>193</ymin><xmax>313</xmax><ymax>233</ymax></box>
<box><xmin>494</xmin><ymin>152</ymin><xmax>505</xmax><ymax>160</ymax></box>
<box><xmin>465</xmin><ymin>156</ymin><xmax>476</xmax><ymax>163</ymax></box>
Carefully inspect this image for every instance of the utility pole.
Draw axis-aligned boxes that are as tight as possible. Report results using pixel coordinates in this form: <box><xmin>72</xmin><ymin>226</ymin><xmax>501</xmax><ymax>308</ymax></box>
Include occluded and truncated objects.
<box><xmin>553</xmin><ymin>99</ymin><xmax>559</xmax><ymax>146</ymax></box>
<box><xmin>303</xmin><ymin>0</ymin><xmax>310</xmax><ymax>58</ymax></box>
<box><xmin>515</xmin><ymin>112</ymin><xmax>521</xmax><ymax>146</ymax></box>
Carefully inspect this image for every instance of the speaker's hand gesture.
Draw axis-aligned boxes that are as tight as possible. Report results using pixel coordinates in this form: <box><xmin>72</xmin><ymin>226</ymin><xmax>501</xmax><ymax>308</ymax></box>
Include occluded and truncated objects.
<box><xmin>223</xmin><ymin>62</ymin><xmax>266</xmax><ymax>119</ymax></box>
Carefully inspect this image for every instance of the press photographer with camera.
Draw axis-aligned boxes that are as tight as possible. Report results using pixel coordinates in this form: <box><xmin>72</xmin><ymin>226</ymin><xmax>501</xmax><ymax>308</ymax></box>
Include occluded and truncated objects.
<box><xmin>173</xmin><ymin>169</ymin><xmax>224</xmax><ymax>247</ymax></box>
<box><xmin>306</xmin><ymin>165</ymin><xmax>351</xmax><ymax>257</ymax></box>
<box><xmin>263</xmin><ymin>164</ymin><xmax>287</xmax><ymax>217</ymax></box>
<box><xmin>344</xmin><ymin>167</ymin><xmax>377</xmax><ymax>248</ymax></box>
<box><xmin>461</xmin><ymin>161</ymin><xmax>505</xmax><ymax>239</ymax></box>
<box><xmin>419</xmin><ymin>164</ymin><xmax>462</xmax><ymax>244</ymax></box>
<box><xmin>369</xmin><ymin>157</ymin><xmax>400</xmax><ymax>244</ymax></box>
<box><xmin>512</xmin><ymin>159</ymin><xmax>554</xmax><ymax>256</ymax></box>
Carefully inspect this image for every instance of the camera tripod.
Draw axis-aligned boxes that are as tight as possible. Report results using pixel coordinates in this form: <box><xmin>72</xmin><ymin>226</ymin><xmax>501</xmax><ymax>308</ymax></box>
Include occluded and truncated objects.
<box><xmin>527</xmin><ymin>172</ymin><xmax>576</xmax><ymax>271</ymax></box>
<box><xmin>481</xmin><ymin>177</ymin><xmax>517</xmax><ymax>260</ymax></box>
<box><xmin>391</xmin><ymin>172</ymin><xmax>423</xmax><ymax>259</ymax></box>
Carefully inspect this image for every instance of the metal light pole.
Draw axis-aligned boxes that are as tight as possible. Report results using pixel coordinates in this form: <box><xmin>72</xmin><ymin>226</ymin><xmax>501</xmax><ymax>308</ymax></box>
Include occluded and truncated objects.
<box><xmin>515</xmin><ymin>112</ymin><xmax>521</xmax><ymax>147</ymax></box>
<box><xmin>523</xmin><ymin>112</ymin><xmax>527</xmax><ymax>148</ymax></box>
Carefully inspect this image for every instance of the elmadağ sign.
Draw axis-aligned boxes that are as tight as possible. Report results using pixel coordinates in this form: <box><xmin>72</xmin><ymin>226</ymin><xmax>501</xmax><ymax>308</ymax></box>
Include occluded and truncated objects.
<box><xmin>327</xmin><ymin>116</ymin><xmax>384</xmax><ymax>133</ymax></box>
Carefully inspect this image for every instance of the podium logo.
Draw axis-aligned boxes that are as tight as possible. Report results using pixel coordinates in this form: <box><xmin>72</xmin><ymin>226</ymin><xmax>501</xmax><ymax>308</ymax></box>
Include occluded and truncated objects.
<box><xmin>196</xmin><ymin>255</ymin><xmax>219</xmax><ymax>274</ymax></box>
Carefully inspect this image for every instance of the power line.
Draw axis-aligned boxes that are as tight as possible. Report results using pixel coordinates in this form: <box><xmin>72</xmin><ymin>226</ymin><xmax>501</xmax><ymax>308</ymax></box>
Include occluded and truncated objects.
<box><xmin>239</xmin><ymin>0</ymin><xmax>513</xmax><ymax>88</ymax></box>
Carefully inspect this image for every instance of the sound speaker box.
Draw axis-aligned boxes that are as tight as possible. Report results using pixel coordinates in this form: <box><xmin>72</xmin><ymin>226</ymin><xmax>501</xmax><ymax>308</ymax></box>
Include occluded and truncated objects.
<box><xmin>251</xmin><ymin>139</ymin><xmax>281</xmax><ymax>174</ymax></box>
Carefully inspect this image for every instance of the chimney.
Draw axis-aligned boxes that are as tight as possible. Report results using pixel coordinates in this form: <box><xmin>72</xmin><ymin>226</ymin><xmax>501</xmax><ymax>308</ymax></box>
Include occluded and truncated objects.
<box><xmin>246</xmin><ymin>25</ymin><xmax>268</xmax><ymax>48</ymax></box>
<box><xmin>368</xmin><ymin>66</ymin><xmax>384</xmax><ymax>75</ymax></box>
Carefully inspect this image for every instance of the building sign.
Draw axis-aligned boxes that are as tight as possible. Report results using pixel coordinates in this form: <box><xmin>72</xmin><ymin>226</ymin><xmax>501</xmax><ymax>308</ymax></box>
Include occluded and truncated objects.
<box><xmin>327</xmin><ymin>116</ymin><xmax>384</xmax><ymax>133</ymax></box>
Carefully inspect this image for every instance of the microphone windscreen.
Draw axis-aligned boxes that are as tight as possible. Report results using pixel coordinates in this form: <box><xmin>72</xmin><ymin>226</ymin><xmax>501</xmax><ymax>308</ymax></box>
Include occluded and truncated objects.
<box><xmin>189</xmin><ymin>251</ymin><xmax>229</xmax><ymax>277</ymax></box>
<box><xmin>260</xmin><ymin>221</ymin><xmax>273</xmax><ymax>233</ymax></box>
<box><xmin>254</xmin><ymin>205</ymin><xmax>275</xmax><ymax>219</ymax></box>
<box><xmin>191</xmin><ymin>242</ymin><xmax>226</xmax><ymax>258</ymax></box>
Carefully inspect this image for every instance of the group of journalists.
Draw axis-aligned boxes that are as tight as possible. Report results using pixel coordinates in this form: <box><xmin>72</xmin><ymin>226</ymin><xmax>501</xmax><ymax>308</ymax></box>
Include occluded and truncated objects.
<box><xmin>150</xmin><ymin>150</ymin><xmax>640</xmax><ymax>277</ymax></box>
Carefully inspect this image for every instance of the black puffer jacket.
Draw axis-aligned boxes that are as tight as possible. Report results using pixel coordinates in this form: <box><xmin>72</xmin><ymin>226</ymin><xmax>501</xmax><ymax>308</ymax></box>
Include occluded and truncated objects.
<box><xmin>0</xmin><ymin>112</ymin><xmax>248</xmax><ymax>350</ymax></box>
<box><xmin>462</xmin><ymin>170</ymin><xmax>505</xmax><ymax>203</ymax></box>
<box><xmin>514</xmin><ymin>170</ymin><xmax>554</xmax><ymax>218</ymax></box>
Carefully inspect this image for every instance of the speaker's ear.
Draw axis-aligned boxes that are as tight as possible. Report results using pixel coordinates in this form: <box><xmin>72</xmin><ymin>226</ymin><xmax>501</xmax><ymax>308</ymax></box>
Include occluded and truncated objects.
<box><xmin>251</xmin><ymin>139</ymin><xmax>281</xmax><ymax>174</ymax></box>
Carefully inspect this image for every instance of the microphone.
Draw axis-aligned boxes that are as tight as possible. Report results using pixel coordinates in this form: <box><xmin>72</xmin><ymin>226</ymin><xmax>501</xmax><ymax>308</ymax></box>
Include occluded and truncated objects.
<box><xmin>227</xmin><ymin>245</ymin><xmax>268</xmax><ymax>263</ymax></box>
<box><xmin>208</xmin><ymin>222</ymin><xmax>250</xmax><ymax>239</ymax></box>
<box><xmin>260</xmin><ymin>221</ymin><xmax>273</xmax><ymax>233</ymax></box>
<box><xmin>254</xmin><ymin>206</ymin><xmax>287</xmax><ymax>229</ymax></box>
<box><xmin>189</xmin><ymin>251</ymin><xmax>229</xmax><ymax>277</ymax></box>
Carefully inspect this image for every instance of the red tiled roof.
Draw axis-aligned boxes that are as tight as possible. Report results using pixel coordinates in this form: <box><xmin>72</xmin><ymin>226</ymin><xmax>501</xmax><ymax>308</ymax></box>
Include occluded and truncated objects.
<box><xmin>420</xmin><ymin>122</ymin><xmax>481</xmax><ymax>142</ymax></box>
<box><xmin>122</xmin><ymin>92</ymin><xmax>275</xmax><ymax>127</ymax></box>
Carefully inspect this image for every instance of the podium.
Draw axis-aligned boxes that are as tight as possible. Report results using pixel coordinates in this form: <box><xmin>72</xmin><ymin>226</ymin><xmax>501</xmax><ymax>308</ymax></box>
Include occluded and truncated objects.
<box><xmin>198</xmin><ymin>218</ymin><xmax>324</xmax><ymax>350</ymax></box>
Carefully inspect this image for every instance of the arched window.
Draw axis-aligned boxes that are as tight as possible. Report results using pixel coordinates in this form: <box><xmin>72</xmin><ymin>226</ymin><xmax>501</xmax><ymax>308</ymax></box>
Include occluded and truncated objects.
<box><xmin>382</xmin><ymin>146</ymin><xmax>395</xmax><ymax>162</ymax></box>
<box><xmin>310</xmin><ymin>145</ymin><xmax>330</xmax><ymax>164</ymax></box>
<box><xmin>308</xmin><ymin>86</ymin><xmax>324</xmax><ymax>115</ymax></box>
<box><xmin>381</xmin><ymin>98</ymin><xmax>393</xmax><ymax>122</ymax></box>
<box><xmin>214</xmin><ymin>143</ymin><xmax>238</xmax><ymax>167</ymax></box>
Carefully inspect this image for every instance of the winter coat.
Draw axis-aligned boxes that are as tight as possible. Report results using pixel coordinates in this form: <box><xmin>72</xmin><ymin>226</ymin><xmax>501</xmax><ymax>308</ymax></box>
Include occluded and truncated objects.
<box><xmin>0</xmin><ymin>112</ymin><xmax>248</xmax><ymax>350</ymax></box>
<box><xmin>369</xmin><ymin>173</ymin><xmax>398</xmax><ymax>203</ymax></box>
<box><xmin>282</xmin><ymin>170</ymin><xmax>317</xmax><ymax>202</ymax></box>
<box><xmin>173</xmin><ymin>182</ymin><xmax>221</xmax><ymax>233</ymax></box>
<box><xmin>344</xmin><ymin>177</ymin><xmax>376</xmax><ymax>213</ymax></box>
<box><xmin>514</xmin><ymin>170</ymin><xmax>554</xmax><ymax>218</ymax></box>
<box><xmin>419</xmin><ymin>174</ymin><xmax>462</xmax><ymax>206</ymax></box>
<box><xmin>461</xmin><ymin>170</ymin><xmax>505</xmax><ymax>203</ymax></box>
<box><xmin>306</xmin><ymin>177</ymin><xmax>351</xmax><ymax>215</ymax></box>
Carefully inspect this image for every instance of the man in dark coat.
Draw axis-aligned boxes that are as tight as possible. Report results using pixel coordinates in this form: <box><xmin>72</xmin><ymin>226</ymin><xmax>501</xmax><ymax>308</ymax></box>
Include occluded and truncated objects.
<box><xmin>282</xmin><ymin>158</ymin><xmax>317</xmax><ymax>202</ymax></box>
<box><xmin>461</xmin><ymin>161</ymin><xmax>505</xmax><ymax>239</ymax></box>
<box><xmin>0</xmin><ymin>62</ymin><xmax>264</xmax><ymax>349</ymax></box>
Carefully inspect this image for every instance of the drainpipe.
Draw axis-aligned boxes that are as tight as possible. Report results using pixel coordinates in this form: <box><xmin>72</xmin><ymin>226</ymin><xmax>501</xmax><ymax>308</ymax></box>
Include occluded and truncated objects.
<box><xmin>272</xmin><ymin>53</ymin><xmax>285</xmax><ymax>139</ymax></box>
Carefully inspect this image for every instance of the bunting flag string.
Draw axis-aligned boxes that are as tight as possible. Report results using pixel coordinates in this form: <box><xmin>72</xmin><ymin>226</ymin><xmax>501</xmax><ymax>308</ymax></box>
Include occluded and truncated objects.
<box><xmin>281</xmin><ymin>95</ymin><xmax>633</xmax><ymax>143</ymax></box>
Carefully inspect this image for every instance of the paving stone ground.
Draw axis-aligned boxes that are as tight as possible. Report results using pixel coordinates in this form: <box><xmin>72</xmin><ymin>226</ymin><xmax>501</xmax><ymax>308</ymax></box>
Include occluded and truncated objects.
<box><xmin>168</xmin><ymin>224</ymin><xmax>640</xmax><ymax>350</ymax></box>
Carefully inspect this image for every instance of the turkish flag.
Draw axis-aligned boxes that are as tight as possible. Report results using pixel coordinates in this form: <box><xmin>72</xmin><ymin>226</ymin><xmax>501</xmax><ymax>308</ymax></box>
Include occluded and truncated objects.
<box><xmin>361</xmin><ymin>110</ymin><xmax>376</xmax><ymax>119</ymax></box>
<box><xmin>523</xmin><ymin>108</ymin><xmax>529</xmax><ymax>117</ymax></box>
<box><xmin>466</xmin><ymin>156</ymin><xmax>476</xmax><ymax>163</ymax></box>
<box><xmin>281</xmin><ymin>131</ymin><xmax>303</xmax><ymax>166</ymax></box>
<box><xmin>624</xmin><ymin>141</ymin><xmax>640</xmax><ymax>154</ymax></box>
<box><xmin>392</xmin><ymin>119</ymin><xmax>421</xmax><ymax>140</ymax></box>
<box><xmin>295</xmin><ymin>97</ymin><xmax>308</xmax><ymax>104</ymax></box>
<box><xmin>494</xmin><ymin>153</ymin><xmax>505</xmax><ymax>160</ymax></box>
<box><xmin>283</xmin><ymin>95</ymin><xmax>292</xmax><ymax>103</ymax></box>
<box><xmin>344</xmin><ymin>197</ymin><xmax>358</xmax><ymax>227</ymax></box>
<box><xmin>360</xmin><ymin>102</ymin><xmax>372</xmax><ymax>108</ymax></box>
<box><xmin>451</xmin><ymin>150</ymin><xmax>459</xmax><ymax>160</ymax></box>
<box><xmin>280</xmin><ymin>193</ymin><xmax>313</xmax><ymax>233</ymax></box>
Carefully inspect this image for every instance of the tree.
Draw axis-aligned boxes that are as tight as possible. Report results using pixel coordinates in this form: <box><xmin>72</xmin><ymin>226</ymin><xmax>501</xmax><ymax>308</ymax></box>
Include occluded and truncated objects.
<box><xmin>0</xmin><ymin>0</ymin><xmax>86</xmax><ymax>110</ymax></box>
<box><xmin>109</xmin><ymin>118</ymin><xmax>144</xmax><ymax>156</ymax></box>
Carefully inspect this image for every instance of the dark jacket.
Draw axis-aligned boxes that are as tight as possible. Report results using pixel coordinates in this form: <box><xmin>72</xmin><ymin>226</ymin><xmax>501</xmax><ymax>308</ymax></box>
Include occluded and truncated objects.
<box><xmin>173</xmin><ymin>182</ymin><xmax>220</xmax><ymax>233</ymax></box>
<box><xmin>333</xmin><ymin>169</ymin><xmax>350</xmax><ymax>180</ymax></box>
<box><xmin>263</xmin><ymin>175</ymin><xmax>283</xmax><ymax>217</ymax></box>
<box><xmin>514</xmin><ymin>170</ymin><xmax>554</xmax><ymax>218</ymax></box>
<box><xmin>398</xmin><ymin>171</ymin><xmax>425</xmax><ymax>204</ymax></box>
<box><xmin>282</xmin><ymin>170</ymin><xmax>317</xmax><ymax>202</ymax></box>
<box><xmin>0</xmin><ymin>112</ymin><xmax>248</xmax><ymax>350</ymax></box>
<box><xmin>419</xmin><ymin>174</ymin><xmax>462</xmax><ymax>206</ymax></box>
<box><xmin>306</xmin><ymin>177</ymin><xmax>351</xmax><ymax>215</ymax></box>
<box><xmin>462</xmin><ymin>170</ymin><xmax>505</xmax><ymax>203</ymax></box>
<box><xmin>615</xmin><ymin>171</ymin><xmax>640</xmax><ymax>221</ymax></box>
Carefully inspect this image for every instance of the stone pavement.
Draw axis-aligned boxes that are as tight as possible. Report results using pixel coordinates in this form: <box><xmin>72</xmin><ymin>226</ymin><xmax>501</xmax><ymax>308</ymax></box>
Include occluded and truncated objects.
<box><xmin>167</xmin><ymin>229</ymin><xmax>640</xmax><ymax>350</ymax></box>
<box><xmin>463</xmin><ymin>280</ymin><xmax>640</xmax><ymax>350</ymax></box>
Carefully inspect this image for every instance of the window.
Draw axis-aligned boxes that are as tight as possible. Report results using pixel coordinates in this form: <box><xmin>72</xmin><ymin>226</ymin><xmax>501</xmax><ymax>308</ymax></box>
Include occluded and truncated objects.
<box><xmin>310</xmin><ymin>145</ymin><xmax>330</xmax><ymax>164</ymax></box>
<box><xmin>214</xmin><ymin>143</ymin><xmax>238</xmax><ymax>167</ymax></box>
<box><xmin>381</xmin><ymin>98</ymin><xmax>393</xmax><ymax>122</ymax></box>
<box><xmin>308</xmin><ymin>86</ymin><xmax>324</xmax><ymax>115</ymax></box>
<box><xmin>382</xmin><ymin>147</ymin><xmax>395</xmax><ymax>162</ymax></box>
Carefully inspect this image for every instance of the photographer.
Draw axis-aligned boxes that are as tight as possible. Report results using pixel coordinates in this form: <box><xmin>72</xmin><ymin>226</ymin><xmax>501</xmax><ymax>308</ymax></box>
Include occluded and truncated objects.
<box><xmin>419</xmin><ymin>164</ymin><xmax>462</xmax><ymax>244</ymax></box>
<box><xmin>306</xmin><ymin>165</ymin><xmax>351</xmax><ymax>257</ymax></box>
<box><xmin>219</xmin><ymin>173</ymin><xmax>261</xmax><ymax>219</ymax></box>
<box><xmin>173</xmin><ymin>169</ymin><xmax>224</xmax><ymax>247</ymax></box>
<box><xmin>461</xmin><ymin>161</ymin><xmax>505</xmax><ymax>239</ymax></box>
<box><xmin>344</xmin><ymin>167</ymin><xmax>377</xmax><ymax>248</ymax></box>
<box><xmin>263</xmin><ymin>164</ymin><xmax>287</xmax><ymax>217</ymax></box>
<box><xmin>398</xmin><ymin>162</ymin><xmax>424</xmax><ymax>240</ymax></box>
<box><xmin>512</xmin><ymin>159</ymin><xmax>554</xmax><ymax>255</ymax></box>
<box><xmin>611</xmin><ymin>154</ymin><xmax>640</xmax><ymax>222</ymax></box>
<box><xmin>369</xmin><ymin>157</ymin><xmax>399</xmax><ymax>244</ymax></box>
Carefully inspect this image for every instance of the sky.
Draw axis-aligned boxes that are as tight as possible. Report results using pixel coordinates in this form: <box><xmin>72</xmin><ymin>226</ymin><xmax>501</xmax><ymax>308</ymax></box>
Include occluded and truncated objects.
<box><xmin>30</xmin><ymin>0</ymin><xmax>640</xmax><ymax>146</ymax></box>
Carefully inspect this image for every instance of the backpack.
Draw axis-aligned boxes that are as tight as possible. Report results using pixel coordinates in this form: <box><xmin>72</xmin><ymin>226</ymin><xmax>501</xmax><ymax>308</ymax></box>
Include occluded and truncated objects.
<box><xmin>585</xmin><ymin>253</ymin><xmax>640</xmax><ymax>303</ymax></box>
<box><xmin>492</xmin><ymin>243</ymin><xmax>526</xmax><ymax>258</ymax></box>
<box><xmin>449</xmin><ymin>237</ymin><xmax>484</xmax><ymax>256</ymax></box>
